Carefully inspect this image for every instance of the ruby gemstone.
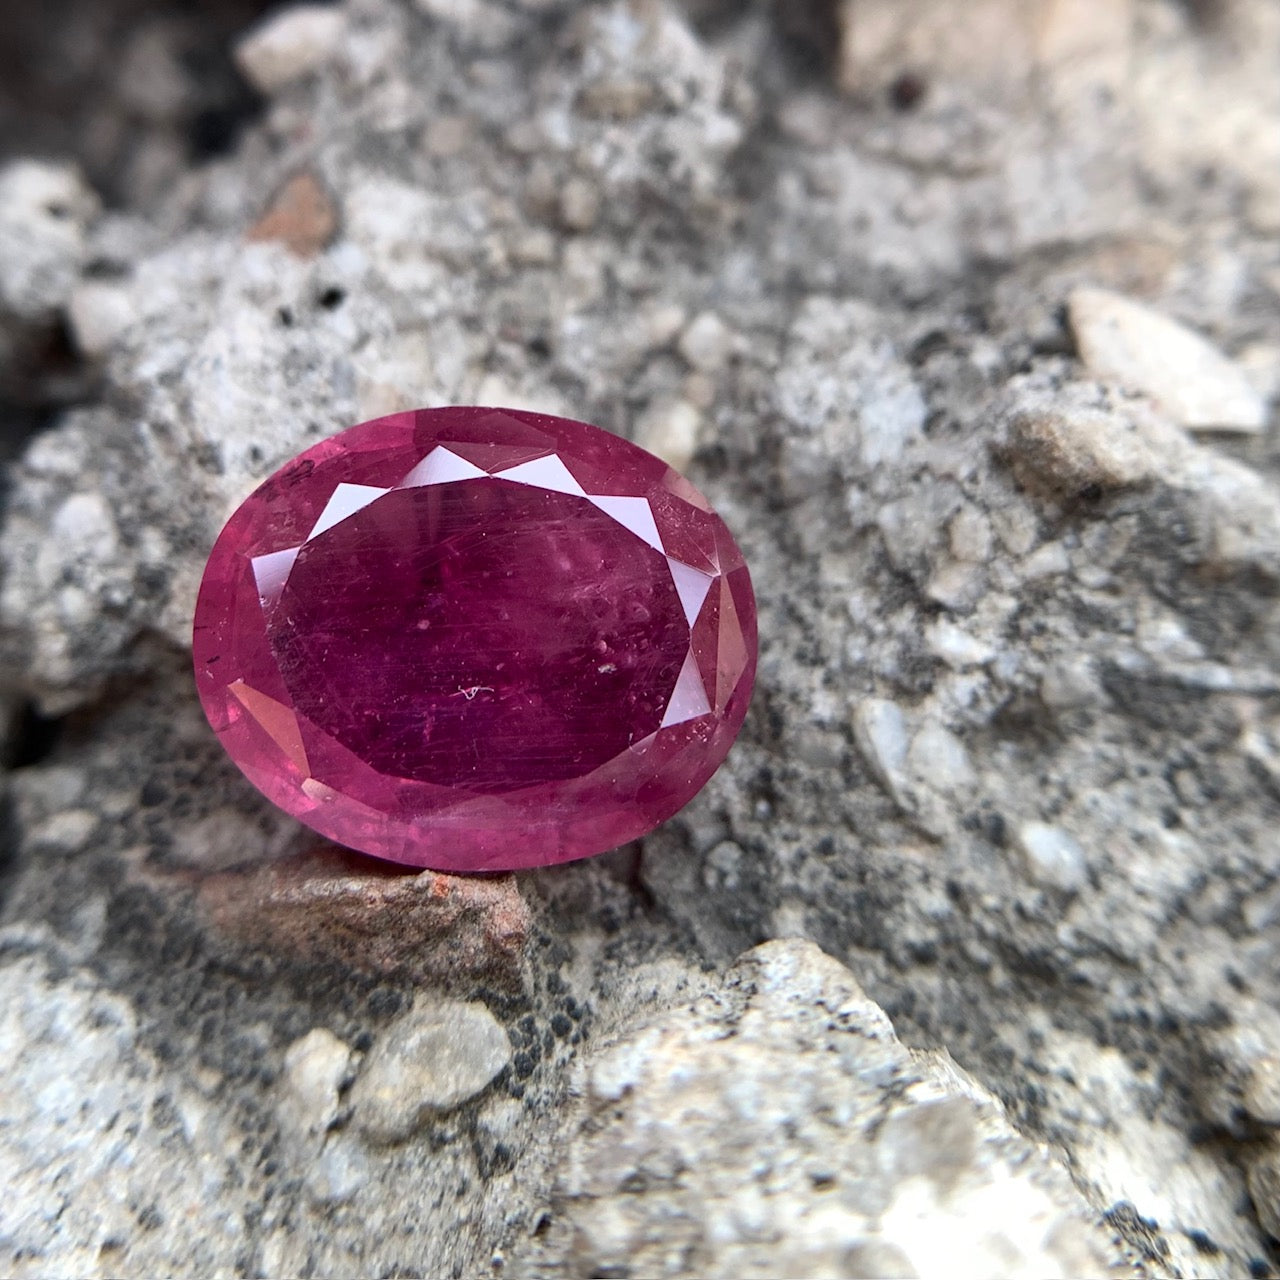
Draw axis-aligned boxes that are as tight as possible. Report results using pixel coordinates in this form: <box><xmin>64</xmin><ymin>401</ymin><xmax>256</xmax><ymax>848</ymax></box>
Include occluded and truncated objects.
<box><xmin>192</xmin><ymin>407</ymin><xmax>756</xmax><ymax>872</ymax></box>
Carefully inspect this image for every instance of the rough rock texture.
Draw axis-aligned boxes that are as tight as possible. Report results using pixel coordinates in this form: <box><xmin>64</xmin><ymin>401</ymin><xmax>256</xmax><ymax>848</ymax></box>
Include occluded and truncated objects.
<box><xmin>516</xmin><ymin>940</ymin><xmax>1125</xmax><ymax>1280</ymax></box>
<box><xmin>0</xmin><ymin>929</ymin><xmax>260</xmax><ymax>1278</ymax></box>
<box><xmin>1</xmin><ymin>0</ymin><xmax>1279</xmax><ymax>1276</ymax></box>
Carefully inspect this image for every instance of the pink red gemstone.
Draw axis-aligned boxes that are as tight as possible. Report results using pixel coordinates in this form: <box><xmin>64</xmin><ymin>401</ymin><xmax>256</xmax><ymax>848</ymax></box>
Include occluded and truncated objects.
<box><xmin>192</xmin><ymin>407</ymin><xmax>756</xmax><ymax>872</ymax></box>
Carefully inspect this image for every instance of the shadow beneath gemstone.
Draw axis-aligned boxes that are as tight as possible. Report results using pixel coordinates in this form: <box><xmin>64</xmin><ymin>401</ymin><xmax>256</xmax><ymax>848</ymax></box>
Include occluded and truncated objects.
<box><xmin>5</xmin><ymin>660</ymin><xmax>524</xmax><ymax>988</ymax></box>
<box><xmin>522</xmin><ymin>841</ymin><xmax>680</xmax><ymax>943</ymax></box>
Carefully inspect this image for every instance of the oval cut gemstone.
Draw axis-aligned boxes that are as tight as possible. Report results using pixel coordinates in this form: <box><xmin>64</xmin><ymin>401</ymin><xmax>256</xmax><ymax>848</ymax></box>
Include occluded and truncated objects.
<box><xmin>192</xmin><ymin>407</ymin><xmax>756</xmax><ymax>872</ymax></box>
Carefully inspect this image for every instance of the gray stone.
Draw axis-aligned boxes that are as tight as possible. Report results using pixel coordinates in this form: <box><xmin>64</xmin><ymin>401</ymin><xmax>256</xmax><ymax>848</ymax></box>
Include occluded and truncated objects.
<box><xmin>907</xmin><ymin>721</ymin><xmax>976</xmax><ymax>797</ymax></box>
<box><xmin>1001</xmin><ymin>375</ymin><xmax>1280</xmax><ymax>579</ymax></box>
<box><xmin>635</xmin><ymin>397</ymin><xmax>702</xmax><ymax>472</ymax></box>
<box><xmin>304</xmin><ymin>1133</ymin><xmax>372</xmax><ymax>1207</ymax></box>
<box><xmin>842</xmin><ymin>1239</ymin><xmax>920</xmax><ymax>1279</ymax></box>
<box><xmin>1001</xmin><ymin>380</ymin><xmax>1177</xmax><ymax>495</ymax></box>
<box><xmin>1040</xmin><ymin>655</ymin><xmax>1103</xmax><ymax>712</ymax></box>
<box><xmin>558</xmin><ymin>176</ymin><xmax>601</xmax><ymax>233</ymax></box>
<box><xmin>776</xmin><ymin>297</ymin><xmax>926</xmax><ymax>483</ymax></box>
<box><xmin>351</xmin><ymin>998</ymin><xmax>512</xmax><ymax>1143</ymax></box>
<box><xmin>412</xmin><ymin>0</ymin><xmax>518</xmax><ymax>45</ymax></box>
<box><xmin>0</xmin><ymin>940</ymin><xmax>251</xmax><ymax>1276</ymax></box>
<box><xmin>947</xmin><ymin>508</ymin><xmax>994</xmax><ymax>564</ymax></box>
<box><xmin>926</xmin><ymin>619</ymin><xmax>995</xmax><ymax>669</ymax></box>
<box><xmin>67</xmin><ymin>281</ymin><xmax>137</xmax><ymax>358</ymax></box>
<box><xmin>1020</xmin><ymin>539</ymin><xmax>1071</xmax><ymax>581</ymax></box>
<box><xmin>678</xmin><ymin>311</ymin><xmax>734</xmax><ymax>374</ymax></box>
<box><xmin>852</xmin><ymin>698</ymin><xmax>912</xmax><ymax>807</ymax></box>
<box><xmin>1203</xmin><ymin>1001</ymin><xmax>1280</xmax><ymax>1130</ymax></box>
<box><xmin>26</xmin><ymin>808</ymin><xmax>98</xmax><ymax>852</ymax></box>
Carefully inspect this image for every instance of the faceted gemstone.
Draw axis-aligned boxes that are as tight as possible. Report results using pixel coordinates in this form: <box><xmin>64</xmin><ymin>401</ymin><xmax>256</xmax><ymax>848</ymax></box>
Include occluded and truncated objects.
<box><xmin>192</xmin><ymin>407</ymin><xmax>756</xmax><ymax>872</ymax></box>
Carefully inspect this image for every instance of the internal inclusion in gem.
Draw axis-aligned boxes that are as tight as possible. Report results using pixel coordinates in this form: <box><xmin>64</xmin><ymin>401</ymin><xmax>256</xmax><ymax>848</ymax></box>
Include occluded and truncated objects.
<box><xmin>193</xmin><ymin>407</ymin><xmax>756</xmax><ymax>872</ymax></box>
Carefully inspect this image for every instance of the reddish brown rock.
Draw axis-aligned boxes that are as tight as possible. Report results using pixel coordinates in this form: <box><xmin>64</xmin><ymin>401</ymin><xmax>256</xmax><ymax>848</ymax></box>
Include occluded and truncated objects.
<box><xmin>247</xmin><ymin>172</ymin><xmax>337</xmax><ymax>258</ymax></box>
<box><xmin>196</xmin><ymin>847</ymin><xmax>531</xmax><ymax>987</ymax></box>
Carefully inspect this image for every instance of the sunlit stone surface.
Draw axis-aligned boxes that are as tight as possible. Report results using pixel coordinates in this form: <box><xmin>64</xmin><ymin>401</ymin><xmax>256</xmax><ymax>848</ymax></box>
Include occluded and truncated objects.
<box><xmin>192</xmin><ymin>407</ymin><xmax>756</xmax><ymax>871</ymax></box>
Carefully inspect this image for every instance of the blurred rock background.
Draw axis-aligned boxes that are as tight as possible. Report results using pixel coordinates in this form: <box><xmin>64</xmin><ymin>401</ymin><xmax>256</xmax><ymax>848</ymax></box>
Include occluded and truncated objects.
<box><xmin>0</xmin><ymin>0</ymin><xmax>1278</xmax><ymax>1276</ymax></box>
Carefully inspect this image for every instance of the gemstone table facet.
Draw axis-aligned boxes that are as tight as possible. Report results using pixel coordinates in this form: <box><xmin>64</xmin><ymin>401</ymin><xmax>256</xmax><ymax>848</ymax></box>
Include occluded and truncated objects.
<box><xmin>192</xmin><ymin>407</ymin><xmax>756</xmax><ymax>872</ymax></box>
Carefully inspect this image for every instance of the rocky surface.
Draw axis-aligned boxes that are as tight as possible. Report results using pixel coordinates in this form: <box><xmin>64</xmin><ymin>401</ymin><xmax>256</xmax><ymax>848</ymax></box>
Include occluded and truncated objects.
<box><xmin>1</xmin><ymin>0</ymin><xmax>1279</xmax><ymax>1276</ymax></box>
<box><xmin>518</xmin><ymin>939</ymin><xmax>1125</xmax><ymax>1280</ymax></box>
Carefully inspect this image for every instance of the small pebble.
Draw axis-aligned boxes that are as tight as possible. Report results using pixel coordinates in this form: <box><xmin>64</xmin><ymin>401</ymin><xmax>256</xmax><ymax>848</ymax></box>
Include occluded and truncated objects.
<box><xmin>1069</xmin><ymin>286</ymin><xmax>1266</xmax><ymax>434</ymax></box>
<box><xmin>678</xmin><ymin>312</ymin><xmax>734</xmax><ymax>374</ymax></box>
<box><xmin>1016</xmin><ymin>822</ymin><xmax>1087</xmax><ymax>894</ymax></box>
<box><xmin>1040</xmin><ymin>655</ymin><xmax>1101</xmax><ymax>711</ymax></box>
<box><xmin>415</xmin><ymin>0</ymin><xmax>477</xmax><ymax>17</ymax></box>
<box><xmin>306</xmin><ymin>1133</ymin><xmax>370</xmax><ymax>1206</ymax></box>
<box><xmin>559</xmin><ymin>177</ymin><xmax>601</xmax><ymax>233</ymax></box>
<box><xmin>702</xmin><ymin>839</ymin><xmax>745</xmax><ymax>891</ymax></box>
<box><xmin>351</xmin><ymin>998</ymin><xmax>512</xmax><ymax>1144</ymax></box>
<box><xmin>424</xmin><ymin>115</ymin><xmax>472</xmax><ymax>158</ymax></box>
<box><xmin>508</xmin><ymin>228</ymin><xmax>556</xmax><ymax>266</ymax></box>
<box><xmin>948</xmin><ymin>507</ymin><xmax>993</xmax><ymax>564</ymax></box>
<box><xmin>52</xmin><ymin>493</ymin><xmax>118</xmax><ymax>553</ymax></box>
<box><xmin>642</xmin><ymin>301</ymin><xmax>687</xmax><ymax>349</ymax></box>
<box><xmin>907</xmin><ymin>722</ymin><xmax>976</xmax><ymax>796</ymax></box>
<box><xmin>635</xmin><ymin>398</ymin><xmax>701</xmax><ymax>472</ymax></box>
<box><xmin>28</xmin><ymin>809</ymin><xmax>98</xmax><ymax>852</ymax></box>
<box><xmin>925</xmin><ymin>562</ymin><xmax>980</xmax><ymax>611</ymax></box>
<box><xmin>279</xmin><ymin>1027</ymin><xmax>352</xmax><ymax>1141</ymax></box>
<box><xmin>1004</xmin><ymin>391</ymin><xmax>1173</xmax><ymax>496</ymax></box>
<box><xmin>67</xmin><ymin>282</ymin><xmax>136</xmax><ymax>357</ymax></box>
<box><xmin>853</xmin><ymin>698</ymin><xmax>911</xmax><ymax>806</ymax></box>
<box><xmin>247</xmin><ymin>173</ymin><xmax>337</xmax><ymax>259</ymax></box>
<box><xmin>234</xmin><ymin>6</ymin><xmax>346</xmax><ymax>95</ymax></box>
<box><xmin>1247</xmin><ymin>1152</ymin><xmax>1280</xmax><ymax>1239</ymax></box>
<box><xmin>1021</xmin><ymin>542</ymin><xmax>1071</xmax><ymax>581</ymax></box>
<box><xmin>1246</xmin><ymin>1058</ymin><xmax>1280</xmax><ymax>1129</ymax></box>
<box><xmin>926</xmin><ymin>620</ymin><xmax>995</xmax><ymax>669</ymax></box>
<box><xmin>472</xmin><ymin>375</ymin><xmax>564</xmax><ymax>418</ymax></box>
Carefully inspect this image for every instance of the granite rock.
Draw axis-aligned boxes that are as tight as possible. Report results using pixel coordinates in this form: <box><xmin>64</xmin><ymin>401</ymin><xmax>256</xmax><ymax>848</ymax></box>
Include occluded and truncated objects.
<box><xmin>0</xmin><ymin>933</ymin><xmax>255</xmax><ymax>1277</ymax></box>
<box><xmin>514</xmin><ymin>940</ymin><xmax>1124</xmax><ymax>1280</ymax></box>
